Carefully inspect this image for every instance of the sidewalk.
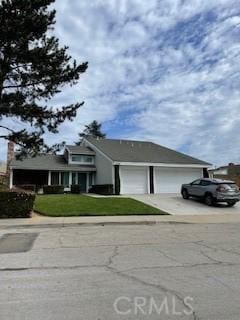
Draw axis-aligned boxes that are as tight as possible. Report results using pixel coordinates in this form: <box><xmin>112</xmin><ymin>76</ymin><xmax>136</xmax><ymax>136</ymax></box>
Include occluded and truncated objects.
<box><xmin>1</xmin><ymin>212</ymin><xmax>240</xmax><ymax>229</ymax></box>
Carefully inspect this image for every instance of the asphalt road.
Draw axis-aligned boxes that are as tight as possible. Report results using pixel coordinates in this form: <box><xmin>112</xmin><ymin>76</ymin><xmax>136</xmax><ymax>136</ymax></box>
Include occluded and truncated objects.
<box><xmin>0</xmin><ymin>223</ymin><xmax>240</xmax><ymax>320</ymax></box>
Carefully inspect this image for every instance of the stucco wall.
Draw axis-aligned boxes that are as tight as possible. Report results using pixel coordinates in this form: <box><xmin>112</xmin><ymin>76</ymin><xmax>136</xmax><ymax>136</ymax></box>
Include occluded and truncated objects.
<box><xmin>84</xmin><ymin>141</ymin><xmax>113</xmax><ymax>184</ymax></box>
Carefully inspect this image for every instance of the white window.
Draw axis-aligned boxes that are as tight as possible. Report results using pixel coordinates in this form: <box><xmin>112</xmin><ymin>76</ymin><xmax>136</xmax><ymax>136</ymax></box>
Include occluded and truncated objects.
<box><xmin>71</xmin><ymin>154</ymin><xmax>94</xmax><ymax>163</ymax></box>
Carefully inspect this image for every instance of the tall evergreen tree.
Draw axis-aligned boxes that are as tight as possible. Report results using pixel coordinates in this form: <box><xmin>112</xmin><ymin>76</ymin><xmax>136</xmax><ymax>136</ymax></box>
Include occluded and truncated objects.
<box><xmin>76</xmin><ymin>120</ymin><xmax>106</xmax><ymax>145</ymax></box>
<box><xmin>0</xmin><ymin>0</ymin><xmax>88</xmax><ymax>157</ymax></box>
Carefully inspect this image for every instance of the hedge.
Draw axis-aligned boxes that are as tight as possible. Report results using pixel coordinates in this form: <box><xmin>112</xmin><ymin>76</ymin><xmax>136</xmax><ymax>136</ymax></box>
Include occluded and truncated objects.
<box><xmin>43</xmin><ymin>185</ymin><xmax>64</xmax><ymax>194</ymax></box>
<box><xmin>70</xmin><ymin>184</ymin><xmax>81</xmax><ymax>194</ymax></box>
<box><xmin>0</xmin><ymin>192</ymin><xmax>35</xmax><ymax>219</ymax></box>
<box><xmin>89</xmin><ymin>184</ymin><xmax>114</xmax><ymax>195</ymax></box>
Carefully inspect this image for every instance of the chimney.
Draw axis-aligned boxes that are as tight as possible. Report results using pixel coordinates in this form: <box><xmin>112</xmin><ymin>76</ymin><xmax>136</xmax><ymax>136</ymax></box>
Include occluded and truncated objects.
<box><xmin>6</xmin><ymin>141</ymin><xmax>15</xmax><ymax>176</ymax></box>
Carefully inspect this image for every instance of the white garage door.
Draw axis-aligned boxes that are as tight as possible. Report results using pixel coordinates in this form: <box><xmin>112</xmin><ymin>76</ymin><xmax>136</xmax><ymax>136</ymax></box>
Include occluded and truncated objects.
<box><xmin>154</xmin><ymin>167</ymin><xmax>203</xmax><ymax>193</ymax></box>
<box><xmin>120</xmin><ymin>166</ymin><xmax>148</xmax><ymax>194</ymax></box>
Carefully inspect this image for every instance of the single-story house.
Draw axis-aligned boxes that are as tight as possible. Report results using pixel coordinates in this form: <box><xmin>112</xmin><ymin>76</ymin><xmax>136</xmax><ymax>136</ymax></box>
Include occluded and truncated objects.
<box><xmin>9</xmin><ymin>137</ymin><xmax>211</xmax><ymax>194</ymax></box>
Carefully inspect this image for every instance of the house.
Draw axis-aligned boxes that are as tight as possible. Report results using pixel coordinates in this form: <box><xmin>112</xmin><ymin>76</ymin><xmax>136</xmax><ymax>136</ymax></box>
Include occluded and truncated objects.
<box><xmin>208</xmin><ymin>163</ymin><xmax>240</xmax><ymax>186</ymax></box>
<box><xmin>9</xmin><ymin>137</ymin><xmax>210</xmax><ymax>194</ymax></box>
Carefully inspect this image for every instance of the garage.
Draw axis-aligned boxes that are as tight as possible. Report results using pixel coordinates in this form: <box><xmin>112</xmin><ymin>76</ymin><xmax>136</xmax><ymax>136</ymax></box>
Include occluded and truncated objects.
<box><xmin>120</xmin><ymin>166</ymin><xmax>148</xmax><ymax>194</ymax></box>
<box><xmin>154</xmin><ymin>167</ymin><xmax>203</xmax><ymax>193</ymax></box>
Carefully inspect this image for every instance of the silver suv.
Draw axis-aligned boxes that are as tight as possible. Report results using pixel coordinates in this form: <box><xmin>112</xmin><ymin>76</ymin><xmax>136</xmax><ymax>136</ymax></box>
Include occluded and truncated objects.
<box><xmin>181</xmin><ymin>178</ymin><xmax>240</xmax><ymax>207</ymax></box>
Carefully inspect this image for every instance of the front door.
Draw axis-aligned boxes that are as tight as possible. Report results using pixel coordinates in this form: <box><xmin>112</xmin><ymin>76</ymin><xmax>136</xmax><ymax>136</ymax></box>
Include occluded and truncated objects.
<box><xmin>78</xmin><ymin>173</ymin><xmax>87</xmax><ymax>192</ymax></box>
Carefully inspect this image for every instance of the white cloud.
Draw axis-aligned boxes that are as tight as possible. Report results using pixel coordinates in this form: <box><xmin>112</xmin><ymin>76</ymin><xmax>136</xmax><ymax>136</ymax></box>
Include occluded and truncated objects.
<box><xmin>1</xmin><ymin>0</ymin><xmax>240</xmax><ymax>167</ymax></box>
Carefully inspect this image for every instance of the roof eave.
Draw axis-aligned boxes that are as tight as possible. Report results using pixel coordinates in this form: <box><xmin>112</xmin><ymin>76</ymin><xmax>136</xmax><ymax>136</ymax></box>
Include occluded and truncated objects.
<box><xmin>113</xmin><ymin>161</ymin><xmax>211</xmax><ymax>168</ymax></box>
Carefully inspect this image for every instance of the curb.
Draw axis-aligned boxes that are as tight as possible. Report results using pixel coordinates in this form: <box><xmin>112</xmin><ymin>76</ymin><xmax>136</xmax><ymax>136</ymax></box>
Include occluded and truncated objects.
<box><xmin>0</xmin><ymin>220</ymin><xmax>192</xmax><ymax>230</ymax></box>
<box><xmin>1</xmin><ymin>213</ymin><xmax>240</xmax><ymax>229</ymax></box>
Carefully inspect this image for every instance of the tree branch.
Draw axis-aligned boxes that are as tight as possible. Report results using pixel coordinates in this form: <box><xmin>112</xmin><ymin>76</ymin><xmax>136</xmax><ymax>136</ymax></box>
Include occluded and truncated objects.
<box><xmin>0</xmin><ymin>125</ymin><xmax>15</xmax><ymax>133</ymax></box>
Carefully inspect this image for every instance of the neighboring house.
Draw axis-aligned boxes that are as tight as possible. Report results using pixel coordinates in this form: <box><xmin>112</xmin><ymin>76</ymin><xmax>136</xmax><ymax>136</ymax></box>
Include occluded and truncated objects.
<box><xmin>9</xmin><ymin>137</ymin><xmax>210</xmax><ymax>194</ymax></box>
<box><xmin>208</xmin><ymin>163</ymin><xmax>240</xmax><ymax>186</ymax></box>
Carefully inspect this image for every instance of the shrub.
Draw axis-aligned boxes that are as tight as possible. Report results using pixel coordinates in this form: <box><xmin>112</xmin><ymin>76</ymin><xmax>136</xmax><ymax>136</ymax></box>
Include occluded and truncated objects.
<box><xmin>71</xmin><ymin>184</ymin><xmax>81</xmax><ymax>194</ymax></box>
<box><xmin>0</xmin><ymin>192</ymin><xmax>35</xmax><ymax>219</ymax></box>
<box><xmin>43</xmin><ymin>185</ymin><xmax>64</xmax><ymax>194</ymax></box>
<box><xmin>89</xmin><ymin>184</ymin><xmax>114</xmax><ymax>195</ymax></box>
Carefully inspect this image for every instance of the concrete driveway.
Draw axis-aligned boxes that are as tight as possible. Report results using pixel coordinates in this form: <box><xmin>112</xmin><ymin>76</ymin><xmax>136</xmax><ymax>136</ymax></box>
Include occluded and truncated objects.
<box><xmin>130</xmin><ymin>194</ymin><xmax>240</xmax><ymax>215</ymax></box>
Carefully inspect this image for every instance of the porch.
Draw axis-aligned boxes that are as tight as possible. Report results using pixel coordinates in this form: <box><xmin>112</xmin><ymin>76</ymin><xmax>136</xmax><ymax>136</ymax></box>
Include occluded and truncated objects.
<box><xmin>11</xmin><ymin>169</ymin><xmax>96</xmax><ymax>193</ymax></box>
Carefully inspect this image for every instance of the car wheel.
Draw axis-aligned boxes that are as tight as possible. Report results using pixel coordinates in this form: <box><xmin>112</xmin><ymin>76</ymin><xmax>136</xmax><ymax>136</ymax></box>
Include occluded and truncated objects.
<box><xmin>205</xmin><ymin>194</ymin><xmax>214</xmax><ymax>206</ymax></box>
<box><xmin>227</xmin><ymin>201</ymin><xmax>236</xmax><ymax>207</ymax></box>
<box><xmin>182</xmin><ymin>189</ymin><xmax>189</xmax><ymax>200</ymax></box>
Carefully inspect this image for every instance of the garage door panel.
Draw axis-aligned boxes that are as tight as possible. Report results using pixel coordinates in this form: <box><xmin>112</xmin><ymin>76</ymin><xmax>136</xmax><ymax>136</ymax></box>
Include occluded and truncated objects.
<box><xmin>154</xmin><ymin>167</ymin><xmax>202</xmax><ymax>193</ymax></box>
<box><xmin>120</xmin><ymin>166</ymin><xmax>148</xmax><ymax>194</ymax></box>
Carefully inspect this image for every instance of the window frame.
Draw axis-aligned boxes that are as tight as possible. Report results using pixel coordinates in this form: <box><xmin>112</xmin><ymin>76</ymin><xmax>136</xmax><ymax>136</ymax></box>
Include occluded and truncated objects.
<box><xmin>191</xmin><ymin>179</ymin><xmax>201</xmax><ymax>186</ymax></box>
<box><xmin>71</xmin><ymin>154</ymin><xmax>94</xmax><ymax>164</ymax></box>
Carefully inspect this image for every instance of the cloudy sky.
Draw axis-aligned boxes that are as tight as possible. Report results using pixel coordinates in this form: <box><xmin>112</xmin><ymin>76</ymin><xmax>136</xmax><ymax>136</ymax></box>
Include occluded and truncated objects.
<box><xmin>1</xmin><ymin>0</ymin><xmax>240</xmax><ymax>166</ymax></box>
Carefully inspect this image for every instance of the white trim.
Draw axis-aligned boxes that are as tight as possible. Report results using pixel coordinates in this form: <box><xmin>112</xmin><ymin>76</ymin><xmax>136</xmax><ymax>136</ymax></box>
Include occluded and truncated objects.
<box><xmin>48</xmin><ymin>171</ymin><xmax>51</xmax><ymax>185</ymax></box>
<box><xmin>147</xmin><ymin>166</ymin><xmax>150</xmax><ymax>194</ymax></box>
<box><xmin>114</xmin><ymin>162</ymin><xmax>210</xmax><ymax>168</ymax></box>
<box><xmin>69</xmin><ymin>171</ymin><xmax>72</xmax><ymax>186</ymax></box>
<box><xmin>9</xmin><ymin>170</ymin><xmax>13</xmax><ymax>189</ymax></box>
<box><xmin>83</xmin><ymin>138</ymin><xmax>114</xmax><ymax>163</ymax></box>
<box><xmin>68</xmin><ymin>155</ymin><xmax>95</xmax><ymax>165</ymax></box>
<box><xmin>10</xmin><ymin>166</ymin><xmax>96</xmax><ymax>172</ymax></box>
<box><xmin>86</xmin><ymin>172</ymin><xmax>89</xmax><ymax>192</ymax></box>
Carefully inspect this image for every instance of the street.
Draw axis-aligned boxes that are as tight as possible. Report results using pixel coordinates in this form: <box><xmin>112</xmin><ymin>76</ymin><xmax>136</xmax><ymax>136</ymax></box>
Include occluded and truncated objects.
<box><xmin>0</xmin><ymin>222</ymin><xmax>240</xmax><ymax>319</ymax></box>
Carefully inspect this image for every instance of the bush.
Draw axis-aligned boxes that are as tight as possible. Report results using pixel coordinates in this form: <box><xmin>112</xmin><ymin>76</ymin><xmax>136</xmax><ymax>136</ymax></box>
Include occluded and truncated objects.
<box><xmin>0</xmin><ymin>192</ymin><xmax>35</xmax><ymax>219</ymax></box>
<box><xmin>43</xmin><ymin>185</ymin><xmax>64</xmax><ymax>194</ymax></box>
<box><xmin>89</xmin><ymin>184</ymin><xmax>114</xmax><ymax>195</ymax></box>
<box><xmin>71</xmin><ymin>184</ymin><xmax>81</xmax><ymax>194</ymax></box>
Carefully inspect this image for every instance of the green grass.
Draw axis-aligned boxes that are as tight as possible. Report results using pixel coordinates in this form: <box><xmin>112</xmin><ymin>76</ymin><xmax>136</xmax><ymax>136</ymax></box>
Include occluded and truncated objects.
<box><xmin>34</xmin><ymin>194</ymin><xmax>167</xmax><ymax>217</ymax></box>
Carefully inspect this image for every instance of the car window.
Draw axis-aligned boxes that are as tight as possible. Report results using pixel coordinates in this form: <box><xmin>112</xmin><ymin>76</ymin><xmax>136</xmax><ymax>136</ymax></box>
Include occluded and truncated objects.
<box><xmin>200</xmin><ymin>180</ymin><xmax>211</xmax><ymax>186</ymax></box>
<box><xmin>191</xmin><ymin>179</ymin><xmax>201</xmax><ymax>185</ymax></box>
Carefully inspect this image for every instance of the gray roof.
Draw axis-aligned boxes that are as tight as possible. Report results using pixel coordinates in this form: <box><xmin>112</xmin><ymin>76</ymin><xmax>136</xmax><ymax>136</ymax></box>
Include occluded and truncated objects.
<box><xmin>10</xmin><ymin>154</ymin><xmax>96</xmax><ymax>172</ymax></box>
<box><xmin>86</xmin><ymin>137</ymin><xmax>210</xmax><ymax>166</ymax></box>
<box><xmin>66</xmin><ymin>145</ymin><xmax>95</xmax><ymax>155</ymax></box>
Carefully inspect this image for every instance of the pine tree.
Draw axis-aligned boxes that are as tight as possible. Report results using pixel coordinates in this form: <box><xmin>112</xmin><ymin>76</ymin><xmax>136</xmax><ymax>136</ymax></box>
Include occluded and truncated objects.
<box><xmin>76</xmin><ymin>120</ymin><xmax>106</xmax><ymax>145</ymax></box>
<box><xmin>0</xmin><ymin>0</ymin><xmax>88</xmax><ymax>157</ymax></box>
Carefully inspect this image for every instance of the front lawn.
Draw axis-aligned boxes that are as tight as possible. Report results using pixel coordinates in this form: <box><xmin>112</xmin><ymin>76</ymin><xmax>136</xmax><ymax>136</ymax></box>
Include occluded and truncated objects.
<box><xmin>34</xmin><ymin>194</ymin><xmax>167</xmax><ymax>216</ymax></box>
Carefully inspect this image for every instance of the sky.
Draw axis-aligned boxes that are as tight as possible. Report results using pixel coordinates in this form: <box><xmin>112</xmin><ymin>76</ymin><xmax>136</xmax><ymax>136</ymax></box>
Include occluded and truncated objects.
<box><xmin>1</xmin><ymin>0</ymin><xmax>240</xmax><ymax>166</ymax></box>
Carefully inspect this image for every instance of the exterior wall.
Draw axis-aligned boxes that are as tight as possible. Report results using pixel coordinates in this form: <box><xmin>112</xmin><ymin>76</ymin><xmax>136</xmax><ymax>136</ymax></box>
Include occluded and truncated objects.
<box><xmin>212</xmin><ymin>169</ymin><xmax>228</xmax><ymax>175</ymax></box>
<box><xmin>84</xmin><ymin>141</ymin><xmax>113</xmax><ymax>185</ymax></box>
<box><xmin>94</xmin><ymin>151</ymin><xmax>113</xmax><ymax>184</ymax></box>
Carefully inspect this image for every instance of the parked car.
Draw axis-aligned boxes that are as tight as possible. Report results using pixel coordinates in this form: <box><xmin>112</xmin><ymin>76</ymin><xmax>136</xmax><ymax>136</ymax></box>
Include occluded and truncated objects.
<box><xmin>181</xmin><ymin>178</ymin><xmax>240</xmax><ymax>207</ymax></box>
